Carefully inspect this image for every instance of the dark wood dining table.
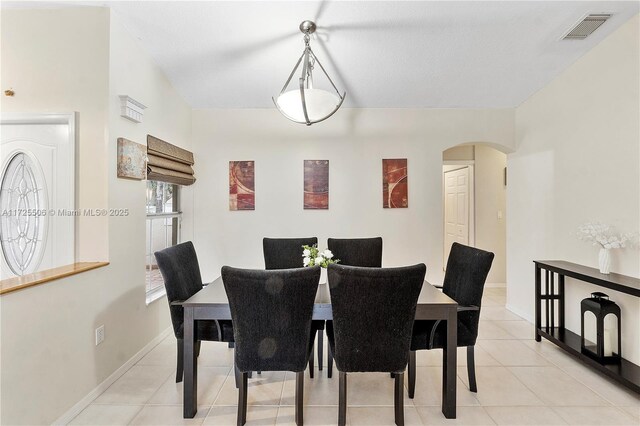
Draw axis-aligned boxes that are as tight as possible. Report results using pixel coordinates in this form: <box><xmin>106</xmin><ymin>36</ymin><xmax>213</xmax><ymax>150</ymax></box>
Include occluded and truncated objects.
<box><xmin>179</xmin><ymin>277</ymin><xmax>458</xmax><ymax>419</ymax></box>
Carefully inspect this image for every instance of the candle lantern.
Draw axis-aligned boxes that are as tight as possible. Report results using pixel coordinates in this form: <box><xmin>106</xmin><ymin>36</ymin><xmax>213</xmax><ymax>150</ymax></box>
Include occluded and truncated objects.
<box><xmin>581</xmin><ymin>292</ymin><xmax>621</xmax><ymax>364</ymax></box>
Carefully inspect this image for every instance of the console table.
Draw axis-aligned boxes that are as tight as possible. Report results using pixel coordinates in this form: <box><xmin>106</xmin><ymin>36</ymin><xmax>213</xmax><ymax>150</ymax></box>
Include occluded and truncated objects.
<box><xmin>534</xmin><ymin>260</ymin><xmax>640</xmax><ymax>394</ymax></box>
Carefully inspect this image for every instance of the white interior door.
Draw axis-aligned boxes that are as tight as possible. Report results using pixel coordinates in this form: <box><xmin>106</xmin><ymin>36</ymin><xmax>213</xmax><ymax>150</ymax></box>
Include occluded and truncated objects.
<box><xmin>0</xmin><ymin>114</ymin><xmax>75</xmax><ymax>278</ymax></box>
<box><xmin>444</xmin><ymin>166</ymin><xmax>469</xmax><ymax>268</ymax></box>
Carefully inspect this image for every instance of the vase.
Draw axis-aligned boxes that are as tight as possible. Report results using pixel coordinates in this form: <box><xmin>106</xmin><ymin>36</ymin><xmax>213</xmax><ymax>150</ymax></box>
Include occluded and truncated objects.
<box><xmin>598</xmin><ymin>248</ymin><xmax>611</xmax><ymax>274</ymax></box>
<box><xmin>320</xmin><ymin>267</ymin><xmax>328</xmax><ymax>284</ymax></box>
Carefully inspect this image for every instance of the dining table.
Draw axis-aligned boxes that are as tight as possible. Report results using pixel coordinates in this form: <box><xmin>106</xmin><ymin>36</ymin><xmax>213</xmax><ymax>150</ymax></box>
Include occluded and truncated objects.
<box><xmin>179</xmin><ymin>277</ymin><xmax>458</xmax><ymax>419</ymax></box>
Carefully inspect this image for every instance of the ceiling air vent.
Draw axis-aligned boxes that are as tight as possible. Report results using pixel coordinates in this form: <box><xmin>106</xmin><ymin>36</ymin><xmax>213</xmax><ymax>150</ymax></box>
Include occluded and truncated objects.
<box><xmin>563</xmin><ymin>14</ymin><xmax>611</xmax><ymax>40</ymax></box>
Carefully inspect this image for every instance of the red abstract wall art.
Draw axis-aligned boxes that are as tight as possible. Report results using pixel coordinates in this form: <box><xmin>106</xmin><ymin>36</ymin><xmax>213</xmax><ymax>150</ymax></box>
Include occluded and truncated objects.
<box><xmin>304</xmin><ymin>160</ymin><xmax>329</xmax><ymax>209</ymax></box>
<box><xmin>229</xmin><ymin>161</ymin><xmax>255</xmax><ymax>211</ymax></box>
<box><xmin>382</xmin><ymin>158</ymin><xmax>408</xmax><ymax>208</ymax></box>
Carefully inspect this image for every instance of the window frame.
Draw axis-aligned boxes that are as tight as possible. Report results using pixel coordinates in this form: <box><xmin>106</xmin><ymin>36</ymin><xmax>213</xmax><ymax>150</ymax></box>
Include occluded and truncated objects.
<box><xmin>145</xmin><ymin>181</ymin><xmax>181</xmax><ymax>305</ymax></box>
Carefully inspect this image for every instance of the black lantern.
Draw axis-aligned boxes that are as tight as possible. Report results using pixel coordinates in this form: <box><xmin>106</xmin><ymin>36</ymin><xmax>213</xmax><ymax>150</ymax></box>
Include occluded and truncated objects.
<box><xmin>581</xmin><ymin>292</ymin><xmax>621</xmax><ymax>364</ymax></box>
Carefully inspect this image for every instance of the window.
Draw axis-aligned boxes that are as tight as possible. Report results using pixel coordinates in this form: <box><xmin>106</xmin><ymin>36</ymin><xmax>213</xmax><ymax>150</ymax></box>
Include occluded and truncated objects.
<box><xmin>145</xmin><ymin>180</ymin><xmax>180</xmax><ymax>303</ymax></box>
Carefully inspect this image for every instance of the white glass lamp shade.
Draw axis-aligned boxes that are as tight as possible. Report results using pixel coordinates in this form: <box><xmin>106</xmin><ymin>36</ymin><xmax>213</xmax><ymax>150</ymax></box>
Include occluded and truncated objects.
<box><xmin>276</xmin><ymin>88</ymin><xmax>340</xmax><ymax>123</ymax></box>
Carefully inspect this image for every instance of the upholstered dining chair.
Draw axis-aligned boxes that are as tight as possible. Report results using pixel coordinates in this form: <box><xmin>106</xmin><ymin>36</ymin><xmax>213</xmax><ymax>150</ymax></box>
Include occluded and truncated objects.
<box><xmin>222</xmin><ymin>266</ymin><xmax>321</xmax><ymax>426</ymax></box>
<box><xmin>409</xmin><ymin>242</ymin><xmax>494</xmax><ymax>397</ymax></box>
<box><xmin>263</xmin><ymin>237</ymin><xmax>325</xmax><ymax>378</ymax></box>
<box><xmin>327</xmin><ymin>237</ymin><xmax>383</xmax><ymax>268</ymax></box>
<box><xmin>326</xmin><ymin>263</ymin><xmax>425</xmax><ymax>426</ymax></box>
<box><xmin>325</xmin><ymin>237</ymin><xmax>383</xmax><ymax>377</ymax></box>
<box><xmin>154</xmin><ymin>241</ymin><xmax>235</xmax><ymax>383</ymax></box>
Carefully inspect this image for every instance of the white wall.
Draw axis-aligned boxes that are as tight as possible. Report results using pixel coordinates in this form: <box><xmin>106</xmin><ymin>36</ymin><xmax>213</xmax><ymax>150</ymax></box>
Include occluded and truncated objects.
<box><xmin>0</xmin><ymin>9</ymin><xmax>192</xmax><ymax>424</ymax></box>
<box><xmin>475</xmin><ymin>145</ymin><xmax>507</xmax><ymax>283</ymax></box>
<box><xmin>191</xmin><ymin>108</ymin><xmax>515</xmax><ymax>286</ymax></box>
<box><xmin>0</xmin><ymin>8</ymin><xmax>110</xmax><ymax>261</ymax></box>
<box><xmin>508</xmin><ymin>15</ymin><xmax>640</xmax><ymax>363</ymax></box>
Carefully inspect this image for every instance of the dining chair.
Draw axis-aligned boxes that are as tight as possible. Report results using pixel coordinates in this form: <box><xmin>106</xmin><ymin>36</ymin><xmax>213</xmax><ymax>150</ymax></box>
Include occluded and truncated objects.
<box><xmin>154</xmin><ymin>241</ymin><xmax>235</xmax><ymax>383</ymax></box>
<box><xmin>409</xmin><ymin>242</ymin><xmax>494</xmax><ymax>397</ymax></box>
<box><xmin>263</xmin><ymin>237</ymin><xmax>325</xmax><ymax>379</ymax></box>
<box><xmin>325</xmin><ymin>237</ymin><xmax>383</xmax><ymax>377</ymax></box>
<box><xmin>263</xmin><ymin>237</ymin><xmax>317</xmax><ymax>269</ymax></box>
<box><xmin>326</xmin><ymin>263</ymin><xmax>425</xmax><ymax>426</ymax></box>
<box><xmin>222</xmin><ymin>266</ymin><xmax>321</xmax><ymax>426</ymax></box>
<box><xmin>327</xmin><ymin>237</ymin><xmax>383</xmax><ymax>268</ymax></box>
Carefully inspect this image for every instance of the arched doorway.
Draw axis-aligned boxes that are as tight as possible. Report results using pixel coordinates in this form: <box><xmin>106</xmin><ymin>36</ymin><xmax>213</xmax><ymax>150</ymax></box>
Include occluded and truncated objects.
<box><xmin>442</xmin><ymin>143</ymin><xmax>508</xmax><ymax>285</ymax></box>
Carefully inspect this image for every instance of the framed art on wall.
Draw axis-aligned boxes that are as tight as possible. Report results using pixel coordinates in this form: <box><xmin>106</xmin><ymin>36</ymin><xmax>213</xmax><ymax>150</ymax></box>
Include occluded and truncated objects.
<box><xmin>117</xmin><ymin>137</ymin><xmax>146</xmax><ymax>180</ymax></box>
<box><xmin>382</xmin><ymin>158</ymin><xmax>408</xmax><ymax>208</ymax></box>
<box><xmin>304</xmin><ymin>160</ymin><xmax>329</xmax><ymax>209</ymax></box>
<box><xmin>229</xmin><ymin>161</ymin><xmax>255</xmax><ymax>210</ymax></box>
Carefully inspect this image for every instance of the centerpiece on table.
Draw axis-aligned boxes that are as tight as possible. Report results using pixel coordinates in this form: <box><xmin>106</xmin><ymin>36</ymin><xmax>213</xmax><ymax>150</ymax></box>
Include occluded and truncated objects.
<box><xmin>302</xmin><ymin>245</ymin><xmax>339</xmax><ymax>283</ymax></box>
<box><xmin>577</xmin><ymin>222</ymin><xmax>637</xmax><ymax>274</ymax></box>
<box><xmin>302</xmin><ymin>244</ymin><xmax>339</xmax><ymax>268</ymax></box>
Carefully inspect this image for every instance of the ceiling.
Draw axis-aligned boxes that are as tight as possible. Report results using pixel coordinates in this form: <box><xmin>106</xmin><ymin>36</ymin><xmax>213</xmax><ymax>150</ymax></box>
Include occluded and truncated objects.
<box><xmin>5</xmin><ymin>1</ymin><xmax>640</xmax><ymax>108</ymax></box>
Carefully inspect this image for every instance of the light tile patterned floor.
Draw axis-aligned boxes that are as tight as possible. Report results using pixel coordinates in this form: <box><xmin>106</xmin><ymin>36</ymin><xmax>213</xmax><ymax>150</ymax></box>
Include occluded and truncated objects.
<box><xmin>70</xmin><ymin>288</ymin><xmax>639</xmax><ymax>425</ymax></box>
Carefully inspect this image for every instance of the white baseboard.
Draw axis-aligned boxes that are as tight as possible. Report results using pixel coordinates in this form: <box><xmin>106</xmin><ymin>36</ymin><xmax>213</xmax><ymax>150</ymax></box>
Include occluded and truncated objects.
<box><xmin>53</xmin><ymin>327</ymin><xmax>173</xmax><ymax>425</ymax></box>
<box><xmin>505</xmin><ymin>303</ymin><xmax>534</xmax><ymax>323</ymax></box>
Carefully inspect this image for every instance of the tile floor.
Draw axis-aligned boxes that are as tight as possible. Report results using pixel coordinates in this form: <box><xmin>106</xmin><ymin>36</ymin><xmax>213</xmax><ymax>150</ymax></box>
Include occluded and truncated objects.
<box><xmin>70</xmin><ymin>288</ymin><xmax>639</xmax><ymax>425</ymax></box>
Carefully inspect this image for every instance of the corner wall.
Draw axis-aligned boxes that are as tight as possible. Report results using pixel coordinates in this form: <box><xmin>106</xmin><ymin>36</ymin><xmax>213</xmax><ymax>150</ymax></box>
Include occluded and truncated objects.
<box><xmin>0</xmin><ymin>9</ymin><xmax>192</xmax><ymax>424</ymax></box>
<box><xmin>507</xmin><ymin>15</ymin><xmax>640</xmax><ymax>363</ymax></box>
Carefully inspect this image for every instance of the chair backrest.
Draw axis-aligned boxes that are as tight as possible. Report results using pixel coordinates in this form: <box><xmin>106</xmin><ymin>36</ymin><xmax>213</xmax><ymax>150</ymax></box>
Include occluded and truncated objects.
<box><xmin>263</xmin><ymin>237</ymin><xmax>318</xmax><ymax>270</ymax></box>
<box><xmin>442</xmin><ymin>242</ymin><xmax>494</xmax><ymax>307</ymax></box>
<box><xmin>154</xmin><ymin>241</ymin><xmax>203</xmax><ymax>337</ymax></box>
<box><xmin>327</xmin><ymin>237</ymin><xmax>383</xmax><ymax>267</ymax></box>
<box><xmin>443</xmin><ymin>243</ymin><xmax>494</xmax><ymax>342</ymax></box>
<box><xmin>222</xmin><ymin>266</ymin><xmax>321</xmax><ymax>373</ymax></box>
<box><xmin>327</xmin><ymin>263</ymin><xmax>425</xmax><ymax>373</ymax></box>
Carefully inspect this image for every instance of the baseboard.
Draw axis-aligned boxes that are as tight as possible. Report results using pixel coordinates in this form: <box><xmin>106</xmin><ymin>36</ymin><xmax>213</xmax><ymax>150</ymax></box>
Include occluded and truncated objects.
<box><xmin>53</xmin><ymin>327</ymin><xmax>173</xmax><ymax>425</ymax></box>
<box><xmin>505</xmin><ymin>303</ymin><xmax>534</xmax><ymax>323</ymax></box>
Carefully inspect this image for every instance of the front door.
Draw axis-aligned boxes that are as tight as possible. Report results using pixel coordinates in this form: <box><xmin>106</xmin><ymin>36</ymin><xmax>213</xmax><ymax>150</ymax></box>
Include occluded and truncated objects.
<box><xmin>0</xmin><ymin>114</ymin><xmax>75</xmax><ymax>278</ymax></box>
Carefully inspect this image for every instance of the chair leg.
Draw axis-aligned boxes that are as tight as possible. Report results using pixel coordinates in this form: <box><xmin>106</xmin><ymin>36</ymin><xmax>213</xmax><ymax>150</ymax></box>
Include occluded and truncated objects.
<box><xmin>338</xmin><ymin>372</ymin><xmax>347</xmax><ymax>426</ymax></box>
<box><xmin>467</xmin><ymin>346</ymin><xmax>477</xmax><ymax>393</ymax></box>
<box><xmin>195</xmin><ymin>340</ymin><xmax>201</xmax><ymax>358</ymax></box>
<box><xmin>317</xmin><ymin>329</ymin><xmax>324</xmax><ymax>371</ymax></box>
<box><xmin>237</xmin><ymin>372</ymin><xmax>248</xmax><ymax>426</ymax></box>
<box><xmin>327</xmin><ymin>347</ymin><xmax>333</xmax><ymax>378</ymax></box>
<box><xmin>309</xmin><ymin>342</ymin><xmax>315</xmax><ymax>379</ymax></box>
<box><xmin>234</xmin><ymin>350</ymin><xmax>241</xmax><ymax>389</ymax></box>
<box><xmin>394</xmin><ymin>372</ymin><xmax>404</xmax><ymax>426</ymax></box>
<box><xmin>408</xmin><ymin>351</ymin><xmax>416</xmax><ymax>399</ymax></box>
<box><xmin>295</xmin><ymin>371</ymin><xmax>304</xmax><ymax>425</ymax></box>
<box><xmin>176</xmin><ymin>338</ymin><xmax>184</xmax><ymax>383</ymax></box>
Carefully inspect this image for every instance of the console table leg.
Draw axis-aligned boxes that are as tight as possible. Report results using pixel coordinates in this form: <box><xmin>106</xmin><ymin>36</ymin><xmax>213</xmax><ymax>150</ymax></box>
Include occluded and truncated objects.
<box><xmin>559</xmin><ymin>274</ymin><xmax>565</xmax><ymax>331</ymax></box>
<box><xmin>535</xmin><ymin>266</ymin><xmax>542</xmax><ymax>342</ymax></box>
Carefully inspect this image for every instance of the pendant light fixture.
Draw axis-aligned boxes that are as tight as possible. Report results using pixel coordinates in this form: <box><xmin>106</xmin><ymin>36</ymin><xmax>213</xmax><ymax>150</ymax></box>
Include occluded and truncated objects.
<box><xmin>273</xmin><ymin>20</ymin><xmax>346</xmax><ymax>126</ymax></box>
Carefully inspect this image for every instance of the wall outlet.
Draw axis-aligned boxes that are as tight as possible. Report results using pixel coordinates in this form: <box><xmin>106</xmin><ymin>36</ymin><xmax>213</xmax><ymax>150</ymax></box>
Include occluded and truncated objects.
<box><xmin>95</xmin><ymin>325</ymin><xmax>105</xmax><ymax>346</ymax></box>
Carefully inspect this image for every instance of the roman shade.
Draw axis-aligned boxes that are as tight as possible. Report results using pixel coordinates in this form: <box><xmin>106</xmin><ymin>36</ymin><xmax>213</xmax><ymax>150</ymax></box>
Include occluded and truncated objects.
<box><xmin>146</xmin><ymin>135</ymin><xmax>196</xmax><ymax>185</ymax></box>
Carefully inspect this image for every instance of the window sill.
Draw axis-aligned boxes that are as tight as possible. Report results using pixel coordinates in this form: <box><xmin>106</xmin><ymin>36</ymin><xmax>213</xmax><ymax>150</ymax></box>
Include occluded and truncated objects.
<box><xmin>0</xmin><ymin>262</ymin><xmax>110</xmax><ymax>296</ymax></box>
<box><xmin>146</xmin><ymin>286</ymin><xmax>166</xmax><ymax>306</ymax></box>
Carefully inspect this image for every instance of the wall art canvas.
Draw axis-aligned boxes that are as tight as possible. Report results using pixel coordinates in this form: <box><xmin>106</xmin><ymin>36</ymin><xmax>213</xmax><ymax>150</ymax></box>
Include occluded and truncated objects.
<box><xmin>382</xmin><ymin>158</ymin><xmax>408</xmax><ymax>208</ymax></box>
<box><xmin>117</xmin><ymin>137</ymin><xmax>146</xmax><ymax>180</ymax></box>
<box><xmin>304</xmin><ymin>160</ymin><xmax>329</xmax><ymax>209</ymax></box>
<box><xmin>229</xmin><ymin>161</ymin><xmax>255</xmax><ymax>210</ymax></box>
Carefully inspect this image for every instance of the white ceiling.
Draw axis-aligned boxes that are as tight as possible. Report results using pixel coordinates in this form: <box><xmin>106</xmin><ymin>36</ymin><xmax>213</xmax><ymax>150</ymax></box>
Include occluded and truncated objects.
<box><xmin>6</xmin><ymin>1</ymin><xmax>640</xmax><ymax>108</ymax></box>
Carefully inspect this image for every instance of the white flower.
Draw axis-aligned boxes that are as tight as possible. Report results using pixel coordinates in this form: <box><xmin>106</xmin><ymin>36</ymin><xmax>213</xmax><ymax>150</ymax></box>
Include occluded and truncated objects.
<box><xmin>322</xmin><ymin>249</ymin><xmax>334</xmax><ymax>259</ymax></box>
<box><xmin>303</xmin><ymin>256</ymin><xmax>311</xmax><ymax>267</ymax></box>
<box><xmin>303</xmin><ymin>249</ymin><xmax>311</xmax><ymax>257</ymax></box>
<box><xmin>577</xmin><ymin>222</ymin><xmax>638</xmax><ymax>250</ymax></box>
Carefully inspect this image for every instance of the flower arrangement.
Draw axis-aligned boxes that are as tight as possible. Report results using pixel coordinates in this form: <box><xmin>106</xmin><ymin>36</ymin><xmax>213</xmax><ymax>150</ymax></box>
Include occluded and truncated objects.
<box><xmin>576</xmin><ymin>222</ymin><xmax>635</xmax><ymax>249</ymax></box>
<box><xmin>302</xmin><ymin>244</ymin><xmax>339</xmax><ymax>268</ymax></box>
